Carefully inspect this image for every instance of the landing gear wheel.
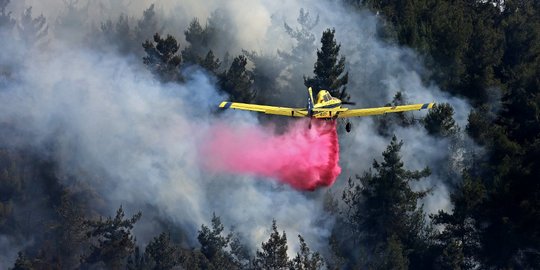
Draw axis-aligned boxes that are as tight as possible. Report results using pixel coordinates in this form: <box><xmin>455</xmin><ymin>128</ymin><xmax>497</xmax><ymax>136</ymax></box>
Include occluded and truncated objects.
<box><xmin>345</xmin><ymin>122</ymin><xmax>352</xmax><ymax>133</ymax></box>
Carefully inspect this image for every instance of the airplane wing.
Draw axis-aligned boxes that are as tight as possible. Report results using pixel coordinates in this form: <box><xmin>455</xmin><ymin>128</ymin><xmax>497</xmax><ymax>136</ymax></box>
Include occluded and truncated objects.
<box><xmin>338</xmin><ymin>103</ymin><xmax>435</xmax><ymax>118</ymax></box>
<box><xmin>219</xmin><ymin>102</ymin><xmax>309</xmax><ymax>117</ymax></box>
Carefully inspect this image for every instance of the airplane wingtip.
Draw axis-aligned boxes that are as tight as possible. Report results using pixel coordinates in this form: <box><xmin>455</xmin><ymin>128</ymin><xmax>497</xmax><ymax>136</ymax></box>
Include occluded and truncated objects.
<box><xmin>219</xmin><ymin>101</ymin><xmax>232</xmax><ymax>109</ymax></box>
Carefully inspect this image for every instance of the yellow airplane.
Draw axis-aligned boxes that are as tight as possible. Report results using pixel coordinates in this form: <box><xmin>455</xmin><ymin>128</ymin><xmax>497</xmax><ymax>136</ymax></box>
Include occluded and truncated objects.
<box><xmin>219</xmin><ymin>87</ymin><xmax>434</xmax><ymax>132</ymax></box>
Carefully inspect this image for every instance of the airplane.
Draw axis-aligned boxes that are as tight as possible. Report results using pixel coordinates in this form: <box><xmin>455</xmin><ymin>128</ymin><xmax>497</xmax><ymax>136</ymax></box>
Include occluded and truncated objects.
<box><xmin>219</xmin><ymin>87</ymin><xmax>435</xmax><ymax>132</ymax></box>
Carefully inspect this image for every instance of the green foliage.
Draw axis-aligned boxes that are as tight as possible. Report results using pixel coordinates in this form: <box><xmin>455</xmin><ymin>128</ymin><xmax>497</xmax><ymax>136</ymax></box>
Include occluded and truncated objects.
<box><xmin>350</xmin><ymin>2</ymin><xmax>540</xmax><ymax>265</ymax></box>
<box><xmin>438</xmin><ymin>240</ymin><xmax>465</xmax><ymax>270</ymax></box>
<box><xmin>178</xmin><ymin>248</ymin><xmax>211</xmax><ymax>270</ymax></box>
<box><xmin>423</xmin><ymin>103</ymin><xmax>458</xmax><ymax>137</ymax></box>
<box><xmin>432</xmin><ymin>174</ymin><xmax>486</xmax><ymax>269</ymax></box>
<box><xmin>98</xmin><ymin>14</ymin><xmax>133</xmax><ymax>54</ymax></box>
<box><xmin>11</xmin><ymin>252</ymin><xmax>33</xmax><ymax>270</ymax></box>
<box><xmin>254</xmin><ymin>220</ymin><xmax>290</xmax><ymax>270</ymax></box>
<box><xmin>53</xmin><ymin>193</ymin><xmax>88</xmax><ymax>268</ymax></box>
<box><xmin>126</xmin><ymin>246</ymin><xmax>147</xmax><ymax>270</ymax></box>
<box><xmin>82</xmin><ymin>206</ymin><xmax>142</xmax><ymax>269</ymax></box>
<box><xmin>143</xmin><ymin>33</ymin><xmax>182</xmax><ymax>82</ymax></box>
<box><xmin>219</xmin><ymin>55</ymin><xmax>254</xmax><ymax>102</ymax></box>
<box><xmin>244</xmin><ymin>50</ymin><xmax>285</xmax><ymax>105</ymax></box>
<box><xmin>135</xmin><ymin>4</ymin><xmax>160</xmax><ymax>44</ymax></box>
<box><xmin>144</xmin><ymin>232</ymin><xmax>178</xmax><ymax>270</ymax></box>
<box><xmin>200</xmin><ymin>50</ymin><xmax>221</xmax><ymax>75</ymax></box>
<box><xmin>343</xmin><ymin>136</ymin><xmax>431</xmax><ymax>267</ymax></box>
<box><xmin>290</xmin><ymin>235</ymin><xmax>325</xmax><ymax>270</ymax></box>
<box><xmin>370</xmin><ymin>234</ymin><xmax>409</xmax><ymax>270</ymax></box>
<box><xmin>198</xmin><ymin>213</ymin><xmax>230</xmax><ymax>262</ymax></box>
<box><xmin>466</xmin><ymin>104</ymin><xmax>494</xmax><ymax>144</ymax></box>
<box><xmin>376</xmin><ymin>92</ymin><xmax>416</xmax><ymax>136</ymax></box>
<box><xmin>304</xmin><ymin>28</ymin><xmax>349</xmax><ymax>101</ymax></box>
<box><xmin>195</xmin><ymin>213</ymin><xmax>247</xmax><ymax>269</ymax></box>
<box><xmin>362</xmin><ymin>0</ymin><xmax>504</xmax><ymax>104</ymax></box>
<box><xmin>0</xmin><ymin>151</ymin><xmax>23</xmax><ymax>221</ymax></box>
<box><xmin>182</xmin><ymin>18</ymin><xmax>212</xmax><ymax>66</ymax></box>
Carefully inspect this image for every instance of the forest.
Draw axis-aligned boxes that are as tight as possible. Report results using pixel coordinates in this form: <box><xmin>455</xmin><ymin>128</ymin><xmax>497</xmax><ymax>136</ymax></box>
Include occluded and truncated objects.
<box><xmin>0</xmin><ymin>0</ymin><xmax>539</xmax><ymax>269</ymax></box>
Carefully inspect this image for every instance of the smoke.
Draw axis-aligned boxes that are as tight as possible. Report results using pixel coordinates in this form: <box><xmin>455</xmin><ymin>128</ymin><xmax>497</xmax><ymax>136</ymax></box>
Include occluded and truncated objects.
<box><xmin>0</xmin><ymin>37</ymin><xmax>333</xmax><ymax>257</ymax></box>
<box><xmin>0</xmin><ymin>0</ymin><xmax>477</xmax><ymax>266</ymax></box>
<box><xmin>202</xmin><ymin>119</ymin><xmax>340</xmax><ymax>190</ymax></box>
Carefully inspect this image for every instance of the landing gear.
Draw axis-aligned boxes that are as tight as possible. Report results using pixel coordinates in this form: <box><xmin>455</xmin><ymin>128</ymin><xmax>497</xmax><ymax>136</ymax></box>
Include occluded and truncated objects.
<box><xmin>345</xmin><ymin>122</ymin><xmax>352</xmax><ymax>133</ymax></box>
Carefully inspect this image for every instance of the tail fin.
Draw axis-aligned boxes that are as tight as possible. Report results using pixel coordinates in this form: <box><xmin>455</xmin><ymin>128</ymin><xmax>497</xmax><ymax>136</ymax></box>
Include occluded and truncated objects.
<box><xmin>307</xmin><ymin>87</ymin><xmax>315</xmax><ymax>116</ymax></box>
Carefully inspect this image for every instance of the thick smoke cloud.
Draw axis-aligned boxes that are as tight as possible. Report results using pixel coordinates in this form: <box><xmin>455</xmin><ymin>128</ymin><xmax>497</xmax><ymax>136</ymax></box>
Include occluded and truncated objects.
<box><xmin>1</xmin><ymin>0</ymin><xmax>474</xmax><ymax>265</ymax></box>
<box><xmin>0</xmin><ymin>39</ymin><xmax>333</xmax><ymax>258</ymax></box>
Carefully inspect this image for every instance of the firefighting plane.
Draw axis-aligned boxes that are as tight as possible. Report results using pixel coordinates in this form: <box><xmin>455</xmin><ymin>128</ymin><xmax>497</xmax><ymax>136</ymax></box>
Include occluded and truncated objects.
<box><xmin>219</xmin><ymin>87</ymin><xmax>435</xmax><ymax>132</ymax></box>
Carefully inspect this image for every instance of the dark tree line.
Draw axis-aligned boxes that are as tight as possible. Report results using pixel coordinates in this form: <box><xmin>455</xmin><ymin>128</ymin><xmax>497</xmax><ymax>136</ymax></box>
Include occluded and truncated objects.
<box><xmin>347</xmin><ymin>0</ymin><xmax>540</xmax><ymax>268</ymax></box>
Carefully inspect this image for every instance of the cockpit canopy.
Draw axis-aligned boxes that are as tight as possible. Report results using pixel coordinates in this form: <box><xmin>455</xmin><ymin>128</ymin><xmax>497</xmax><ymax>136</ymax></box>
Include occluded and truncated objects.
<box><xmin>316</xmin><ymin>90</ymin><xmax>333</xmax><ymax>104</ymax></box>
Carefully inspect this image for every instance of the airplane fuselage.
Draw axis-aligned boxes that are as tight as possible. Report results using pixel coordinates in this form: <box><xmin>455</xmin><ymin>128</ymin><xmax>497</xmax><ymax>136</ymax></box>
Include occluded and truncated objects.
<box><xmin>311</xmin><ymin>90</ymin><xmax>347</xmax><ymax>118</ymax></box>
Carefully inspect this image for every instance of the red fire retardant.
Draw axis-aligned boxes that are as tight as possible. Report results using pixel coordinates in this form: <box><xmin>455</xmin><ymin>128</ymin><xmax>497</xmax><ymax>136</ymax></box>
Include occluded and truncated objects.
<box><xmin>202</xmin><ymin>119</ymin><xmax>341</xmax><ymax>190</ymax></box>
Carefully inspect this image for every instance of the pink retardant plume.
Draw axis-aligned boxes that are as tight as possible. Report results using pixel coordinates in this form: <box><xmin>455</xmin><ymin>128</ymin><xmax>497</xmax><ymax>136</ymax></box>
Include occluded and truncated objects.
<box><xmin>201</xmin><ymin>119</ymin><xmax>341</xmax><ymax>190</ymax></box>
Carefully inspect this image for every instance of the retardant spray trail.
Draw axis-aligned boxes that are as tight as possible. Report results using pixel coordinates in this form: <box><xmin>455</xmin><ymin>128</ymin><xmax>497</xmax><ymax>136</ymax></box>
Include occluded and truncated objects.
<box><xmin>201</xmin><ymin>120</ymin><xmax>341</xmax><ymax>190</ymax></box>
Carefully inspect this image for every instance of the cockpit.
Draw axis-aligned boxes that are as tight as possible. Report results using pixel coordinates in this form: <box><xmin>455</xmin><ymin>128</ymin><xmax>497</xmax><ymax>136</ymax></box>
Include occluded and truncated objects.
<box><xmin>316</xmin><ymin>90</ymin><xmax>333</xmax><ymax>104</ymax></box>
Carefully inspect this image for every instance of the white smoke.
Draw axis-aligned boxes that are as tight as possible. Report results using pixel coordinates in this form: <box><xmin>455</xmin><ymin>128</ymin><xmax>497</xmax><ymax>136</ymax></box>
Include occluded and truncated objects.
<box><xmin>0</xmin><ymin>40</ymin><xmax>333</xmax><ymax>256</ymax></box>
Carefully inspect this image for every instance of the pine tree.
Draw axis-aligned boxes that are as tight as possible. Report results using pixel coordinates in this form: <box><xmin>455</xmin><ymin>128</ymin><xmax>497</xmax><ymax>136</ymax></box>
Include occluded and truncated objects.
<box><xmin>277</xmin><ymin>8</ymin><xmax>320</xmax><ymax>106</ymax></box>
<box><xmin>178</xmin><ymin>248</ymin><xmax>210</xmax><ymax>270</ymax></box>
<box><xmin>11</xmin><ymin>252</ymin><xmax>33</xmax><ymax>270</ymax></box>
<box><xmin>280</xmin><ymin>8</ymin><xmax>319</xmax><ymax>64</ymax></box>
<box><xmin>182</xmin><ymin>18</ymin><xmax>210</xmax><ymax>66</ymax></box>
<box><xmin>82</xmin><ymin>206</ymin><xmax>142</xmax><ymax>269</ymax></box>
<box><xmin>466</xmin><ymin>104</ymin><xmax>493</xmax><ymax>145</ymax></box>
<box><xmin>144</xmin><ymin>232</ymin><xmax>178</xmax><ymax>270</ymax></box>
<box><xmin>197</xmin><ymin>213</ymin><xmax>242</xmax><ymax>269</ymax></box>
<box><xmin>17</xmin><ymin>7</ymin><xmax>48</xmax><ymax>47</ymax></box>
<box><xmin>197</xmin><ymin>213</ymin><xmax>230</xmax><ymax>262</ymax></box>
<box><xmin>438</xmin><ymin>240</ymin><xmax>465</xmax><ymax>270</ymax></box>
<box><xmin>199</xmin><ymin>50</ymin><xmax>221</xmax><ymax>75</ymax></box>
<box><xmin>254</xmin><ymin>220</ymin><xmax>290</xmax><ymax>270</ymax></box>
<box><xmin>304</xmin><ymin>28</ymin><xmax>349</xmax><ymax>101</ymax></box>
<box><xmin>423</xmin><ymin>103</ymin><xmax>458</xmax><ymax>137</ymax></box>
<box><xmin>98</xmin><ymin>14</ymin><xmax>133</xmax><ymax>54</ymax></box>
<box><xmin>244</xmin><ymin>50</ymin><xmax>285</xmax><ymax>105</ymax></box>
<box><xmin>432</xmin><ymin>174</ymin><xmax>486</xmax><ymax>269</ymax></box>
<box><xmin>290</xmin><ymin>235</ymin><xmax>325</xmax><ymax>270</ymax></box>
<box><xmin>219</xmin><ymin>55</ymin><xmax>254</xmax><ymax>102</ymax></box>
<box><xmin>126</xmin><ymin>246</ymin><xmax>149</xmax><ymax>270</ymax></box>
<box><xmin>54</xmin><ymin>0</ymin><xmax>88</xmax><ymax>43</ymax></box>
<box><xmin>229</xmin><ymin>231</ymin><xmax>250</xmax><ymax>268</ymax></box>
<box><xmin>54</xmin><ymin>193</ymin><xmax>88</xmax><ymax>269</ymax></box>
<box><xmin>179</xmin><ymin>18</ymin><xmax>222</xmax><ymax>74</ymax></box>
<box><xmin>142</xmin><ymin>33</ymin><xmax>182</xmax><ymax>82</ymax></box>
<box><xmin>205</xmin><ymin>9</ymin><xmax>235</xmax><ymax>57</ymax></box>
<box><xmin>135</xmin><ymin>4</ymin><xmax>160</xmax><ymax>44</ymax></box>
<box><xmin>371</xmin><ymin>234</ymin><xmax>409</xmax><ymax>270</ymax></box>
<box><xmin>343</xmin><ymin>136</ymin><xmax>431</xmax><ymax>267</ymax></box>
<box><xmin>376</xmin><ymin>92</ymin><xmax>415</xmax><ymax>136</ymax></box>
